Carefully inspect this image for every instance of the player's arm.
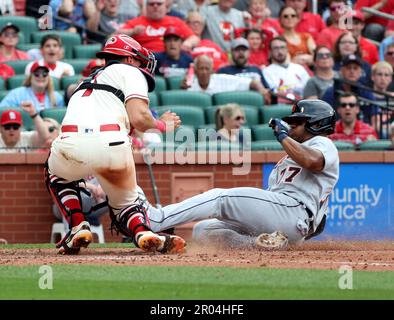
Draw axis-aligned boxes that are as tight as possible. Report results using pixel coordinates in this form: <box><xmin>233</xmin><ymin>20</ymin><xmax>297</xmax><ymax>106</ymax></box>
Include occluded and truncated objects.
<box><xmin>269</xmin><ymin>118</ymin><xmax>325</xmax><ymax>172</ymax></box>
<box><xmin>125</xmin><ymin>98</ymin><xmax>181</xmax><ymax>133</ymax></box>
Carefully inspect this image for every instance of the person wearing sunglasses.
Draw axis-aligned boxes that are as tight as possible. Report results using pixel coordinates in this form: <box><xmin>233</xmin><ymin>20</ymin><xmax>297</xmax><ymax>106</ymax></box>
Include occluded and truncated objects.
<box><xmin>215</xmin><ymin>103</ymin><xmax>246</xmax><ymax>143</ymax></box>
<box><xmin>329</xmin><ymin>92</ymin><xmax>378</xmax><ymax>145</ymax></box>
<box><xmin>0</xmin><ymin>61</ymin><xmax>64</xmax><ymax>112</ymax></box>
<box><xmin>0</xmin><ymin>108</ymin><xmax>51</xmax><ymax>153</ymax></box>
<box><xmin>278</xmin><ymin>6</ymin><xmax>315</xmax><ymax>68</ymax></box>
<box><xmin>304</xmin><ymin>46</ymin><xmax>337</xmax><ymax>99</ymax></box>
<box><xmin>316</xmin><ymin>0</ymin><xmax>348</xmax><ymax>50</ymax></box>
<box><xmin>0</xmin><ymin>22</ymin><xmax>30</xmax><ymax>63</ymax></box>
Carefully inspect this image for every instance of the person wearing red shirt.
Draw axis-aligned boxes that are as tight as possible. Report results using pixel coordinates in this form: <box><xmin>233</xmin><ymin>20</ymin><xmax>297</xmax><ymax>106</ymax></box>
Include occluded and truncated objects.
<box><xmin>355</xmin><ymin>0</ymin><xmax>394</xmax><ymax>27</ymax></box>
<box><xmin>0</xmin><ymin>63</ymin><xmax>15</xmax><ymax>80</ymax></box>
<box><xmin>285</xmin><ymin>0</ymin><xmax>326</xmax><ymax>41</ymax></box>
<box><xmin>347</xmin><ymin>10</ymin><xmax>379</xmax><ymax>65</ymax></box>
<box><xmin>245</xmin><ymin>28</ymin><xmax>269</xmax><ymax>67</ymax></box>
<box><xmin>247</xmin><ymin>0</ymin><xmax>282</xmax><ymax>36</ymax></box>
<box><xmin>329</xmin><ymin>92</ymin><xmax>379</xmax><ymax>145</ymax></box>
<box><xmin>316</xmin><ymin>0</ymin><xmax>348</xmax><ymax>50</ymax></box>
<box><xmin>0</xmin><ymin>23</ymin><xmax>30</xmax><ymax>63</ymax></box>
<box><xmin>118</xmin><ymin>0</ymin><xmax>198</xmax><ymax>53</ymax></box>
<box><xmin>186</xmin><ymin>11</ymin><xmax>228</xmax><ymax>71</ymax></box>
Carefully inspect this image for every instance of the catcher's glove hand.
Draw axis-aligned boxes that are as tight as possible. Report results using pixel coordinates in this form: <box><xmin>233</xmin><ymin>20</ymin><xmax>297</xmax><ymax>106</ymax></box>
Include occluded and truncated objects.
<box><xmin>269</xmin><ymin>118</ymin><xmax>291</xmax><ymax>143</ymax></box>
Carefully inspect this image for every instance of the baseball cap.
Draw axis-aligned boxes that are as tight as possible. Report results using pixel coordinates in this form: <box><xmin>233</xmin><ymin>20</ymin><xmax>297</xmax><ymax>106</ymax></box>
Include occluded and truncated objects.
<box><xmin>231</xmin><ymin>37</ymin><xmax>250</xmax><ymax>50</ymax></box>
<box><xmin>348</xmin><ymin>10</ymin><xmax>364</xmax><ymax>22</ymax></box>
<box><xmin>164</xmin><ymin>26</ymin><xmax>184</xmax><ymax>40</ymax></box>
<box><xmin>1</xmin><ymin>110</ymin><xmax>23</xmax><ymax>126</ymax></box>
<box><xmin>0</xmin><ymin>22</ymin><xmax>20</xmax><ymax>35</ymax></box>
<box><xmin>81</xmin><ymin>59</ymin><xmax>105</xmax><ymax>77</ymax></box>
<box><xmin>341</xmin><ymin>54</ymin><xmax>362</xmax><ymax>67</ymax></box>
<box><xmin>30</xmin><ymin>61</ymin><xmax>50</xmax><ymax>74</ymax></box>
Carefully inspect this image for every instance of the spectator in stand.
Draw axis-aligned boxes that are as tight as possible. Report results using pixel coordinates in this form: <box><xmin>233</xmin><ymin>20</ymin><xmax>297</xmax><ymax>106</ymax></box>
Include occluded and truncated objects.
<box><xmin>118</xmin><ymin>0</ymin><xmax>141</xmax><ymax>21</ymax></box>
<box><xmin>379</xmin><ymin>36</ymin><xmax>394</xmax><ymax>62</ymax></box>
<box><xmin>0</xmin><ymin>23</ymin><xmax>31</xmax><ymax>63</ymax></box>
<box><xmin>370</xmin><ymin>61</ymin><xmax>394</xmax><ymax>137</ymax></box>
<box><xmin>321</xmin><ymin>54</ymin><xmax>377</xmax><ymax>124</ymax></box>
<box><xmin>0</xmin><ymin>63</ymin><xmax>15</xmax><ymax>81</ymax></box>
<box><xmin>215</xmin><ymin>103</ymin><xmax>246</xmax><ymax>144</ymax></box>
<box><xmin>332</xmin><ymin>32</ymin><xmax>371</xmax><ymax>85</ymax></box>
<box><xmin>24</xmin><ymin>35</ymin><xmax>75</xmax><ymax>79</ymax></box>
<box><xmin>354</xmin><ymin>0</ymin><xmax>394</xmax><ymax>42</ymax></box>
<box><xmin>347</xmin><ymin>10</ymin><xmax>379</xmax><ymax>65</ymax></box>
<box><xmin>0</xmin><ymin>0</ymin><xmax>15</xmax><ymax>15</ymax></box>
<box><xmin>165</xmin><ymin>0</ymin><xmax>185</xmax><ymax>19</ymax></box>
<box><xmin>49</xmin><ymin>0</ymin><xmax>96</xmax><ymax>33</ymax></box>
<box><xmin>278</xmin><ymin>6</ymin><xmax>316</xmax><ymax>68</ymax></box>
<box><xmin>86</xmin><ymin>0</ymin><xmax>127</xmax><ymax>42</ymax></box>
<box><xmin>184</xmin><ymin>54</ymin><xmax>268</xmax><ymax>96</ymax></box>
<box><xmin>38</xmin><ymin>117</ymin><xmax>62</xmax><ymax>152</ymax></box>
<box><xmin>262</xmin><ymin>36</ymin><xmax>310</xmax><ymax>103</ymax></box>
<box><xmin>304</xmin><ymin>46</ymin><xmax>336</xmax><ymax>99</ymax></box>
<box><xmin>155</xmin><ymin>26</ymin><xmax>194</xmax><ymax>77</ymax></box>
<box><xmin>285</xmin><ymin>0</ymin><xmax>326</xmax><ymax>42</ymax></box>
<box><xmin>244</xmin><ymin>28</ymin><xmax>269</xmax><ymax>67</ymax></box>
<box><xmin>382</xmin><ymin>44</ymin><xmax>394</xmax><ymax>91</ymax></box>
<box><xmin>118</xmin><ymin>0</ymin><xmax>199</xmax><ymax>53</ymax></box>
<box><xmin>1</xmin><ymin>62</ymin><xmax>64</xmax><ymax>111</ymax></box>
<box><xmin>329</xmin><ymin>92</ymin><xmax>378</xmax><ymax>145</ymax></box>
<box><xmin>217</xmin><ymin>37</ymin><xmax>271</xmax><ymax>103</ymax></box>
<box><xmin>247</xmin><ymin>0</ymin><xmax>281</xmax><ymax>36</ymax></box>
<box><xmin>200</xmin><ymin>0</ymin><xmax>246</xmax><ymax>52</ymax></box>
<box><xmin>0</xmin><ymin>108</ymin><xmax>51</xmax><ymax>153</ymax></box>
<box><xmin>316</xmin><ymin>0</ymin><xmax>347</xmax><ymax>50</ymax></box>
<box><xmin>172</xmin><ymin>0</ymin><xmax>210</xmax><ymax>17</ymax></box>
<box><xmin>186</xmin><ymin>11</ymin><xmax>228</xmax><ymax>71</ymax></box>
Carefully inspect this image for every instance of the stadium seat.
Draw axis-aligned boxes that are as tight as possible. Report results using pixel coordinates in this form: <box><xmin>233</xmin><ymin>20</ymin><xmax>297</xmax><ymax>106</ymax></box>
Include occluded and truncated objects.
<box><xmin>204</xmin><ymin>105</ymin><xmax>259</xmax><ymax>125</ymax></box>
<box><xmin>358</xmin><ymin>140</ymin><xmax>393</xmax><ymax>151</ymax></box>
<box><xmin>0</xmin><ymin>90</ymin><xmax>8</xmax><ymax>102</ymax></box>
<box><xmin>260</xmin><ymin>104</ymin><xmax>293</xmax><ymax>123</ymax></box>
<box><xmin>166</xmin><ymin>76</ymin><xmax>184</xmax><ymax>90</ymax></box>
<box><xmin>63</xmin><ymin>59</ymin><xmax>91</xmax><ymax>75</ymax></box>
<box><xmin>212</xmin><ymin>91</ymin><xmax>264</xmax><ymax>107</ymax></box>
<box><xmin>332</xmin><ymin>141</ymin><xmax>356</xmax><ymax>151</ymax></box>
<box><xmin>157</xmin><ymin>106</ymin><xmax>205</xmax><ymax>127</ymax></box>
<box><xmin>252</xmin><ymin>124</ymin><xmax>275</xmax><ymax>141</ymax></box>
<box><xmin>73</xmin><ymin>44</ymin><xmax>102</xmax><ymax>59</ymax></box>
<box><xmin>31</xmin><ymin>31</ymin><xmax>82</xmax><ymax>59</ymax></box>
<box><xmin>61</xmin><ymin>75</ymin><xmax>82</xmax><ymax>90</ymax></box>
<box><xmin>160</xmin><ymin>90</ymin><xmax>212</xmax><ymax>108</ymax></box>
<box><xmin>251</xmin><ymin>141</ymin><xmax>283</xmax><ymax>151</ymax></box>
<box><xmin>161</xmin><ymin>125</ymin><xmax>197</xmax><ymax>145</ymax></box>
<box><xmin>40</xmin><ymin>108</ymin><xmax>67</xmax><ymax>124</ymax></box>
<box><xmin>17</xmin><ymin>43</ymin><xmax>40</xmax><ymax>52</ymax></box>
<box><xmin>4</xmin><ymin>60</ymin><xmax>34</xmax><ymax>74</ymax></box>
<box><xmin>0</xmin><ymin>16</ymin><xmax>38</xmax><ymax>44</ymax></box>
<box><xmin>7</xmin><ymin>75</ymin><xmax>60</xmax><ymax>91</ymax></box>
<box><xmin>148</xmin><ymin>92</ymin><xmax>159</xmax><ymax>107</ymax></box>
<box><xmin>0</xmin><ymin>78</ymin><xmax>5</xmax><ymax>90</ymax></box>
<box><xmin>0</xmin><ymin>106</ymin><xmax>35</xmax><ymax>131</ymax></box>
<box><xmin>153</xmin><ymin>76</ymin><xmax>166</xmax><ymax>95</ymax></box>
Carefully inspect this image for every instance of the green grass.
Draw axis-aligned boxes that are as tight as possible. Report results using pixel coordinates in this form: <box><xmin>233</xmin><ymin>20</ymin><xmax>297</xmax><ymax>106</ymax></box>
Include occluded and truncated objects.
<box><xmin>1</xmin><ymin>265</ymin><xmax>393</xmax><ymax>300</ymax></box>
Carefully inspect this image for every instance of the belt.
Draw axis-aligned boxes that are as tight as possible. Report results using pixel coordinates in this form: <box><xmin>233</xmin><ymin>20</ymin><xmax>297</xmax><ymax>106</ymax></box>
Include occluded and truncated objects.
<box><xmin>61</xmin><ymin>124</ymin><xmax>120</xmax><ymax>133</ymax></box>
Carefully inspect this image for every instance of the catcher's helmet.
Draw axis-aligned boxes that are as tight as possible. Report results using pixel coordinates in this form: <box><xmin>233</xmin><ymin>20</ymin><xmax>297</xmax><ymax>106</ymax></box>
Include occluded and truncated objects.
<box><xmin>282</xmin><ymin>99</ymin><xmax>336</xmax><ymax>135</ymax></box>
<box><xmin>96</xmin><ymin>34</ymin><xmax>157</xmax><ymax>92</ymax></box>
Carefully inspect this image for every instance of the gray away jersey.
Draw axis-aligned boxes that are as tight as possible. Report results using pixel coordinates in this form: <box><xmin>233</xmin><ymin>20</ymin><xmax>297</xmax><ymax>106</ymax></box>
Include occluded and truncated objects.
<box><xmin>268</xmin><ymin>136</ymin><xmax>339</xmax><ymax>223</ymax></box>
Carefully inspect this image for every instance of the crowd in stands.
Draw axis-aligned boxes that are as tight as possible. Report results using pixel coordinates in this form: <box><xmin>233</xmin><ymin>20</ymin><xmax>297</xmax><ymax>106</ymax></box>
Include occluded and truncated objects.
<box><xmin>0</xmin><ymin>0</ymin><xmax>394</xmax><ymax>153</ymax></box>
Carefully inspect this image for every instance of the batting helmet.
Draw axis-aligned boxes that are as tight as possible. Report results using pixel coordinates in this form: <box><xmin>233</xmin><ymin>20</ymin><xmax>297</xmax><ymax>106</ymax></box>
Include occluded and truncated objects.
<box><xmin>96</xmin><ymin>34</ymin><xmax>157</xmax><ymax>92</ymax></box>
<box><xmin>282</xmin><ymin>99</ymin><xmax>337</xmax><ymax>135</ymax></box>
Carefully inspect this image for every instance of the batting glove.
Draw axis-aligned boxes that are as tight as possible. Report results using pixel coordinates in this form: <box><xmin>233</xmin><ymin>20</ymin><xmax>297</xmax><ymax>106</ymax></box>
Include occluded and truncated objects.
<box><xmin>269</xmin><ymin>118</ymin><xmax>291</xmax><ymax>143</ymax></box>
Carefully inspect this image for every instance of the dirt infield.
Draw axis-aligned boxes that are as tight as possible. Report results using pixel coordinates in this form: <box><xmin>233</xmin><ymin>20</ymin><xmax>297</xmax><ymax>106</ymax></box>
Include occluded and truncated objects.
<box><xmin>1</xmin><ymin>241</ymin><xmax>394</xmax><ymax>271</ymax></box>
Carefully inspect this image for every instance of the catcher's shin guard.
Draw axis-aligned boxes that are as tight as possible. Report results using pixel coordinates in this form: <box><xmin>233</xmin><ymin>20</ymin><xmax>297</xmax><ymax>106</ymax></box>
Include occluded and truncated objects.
<box><xmin>44</xmin><ymin>163</ymin><xmax>85</xmax><ymax>228</ymax></box>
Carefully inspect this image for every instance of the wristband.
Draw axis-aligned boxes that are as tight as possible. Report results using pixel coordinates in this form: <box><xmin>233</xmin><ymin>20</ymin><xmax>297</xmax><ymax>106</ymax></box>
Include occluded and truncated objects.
<box><xmin>155</xmin><ymin>119</ymin><xmax>166</xmax><ymax>133</ymax></box>
<box><xmin>31</xmin><ymin>113</ymin><xmax>39</xmax><ymax>119</ymax></box>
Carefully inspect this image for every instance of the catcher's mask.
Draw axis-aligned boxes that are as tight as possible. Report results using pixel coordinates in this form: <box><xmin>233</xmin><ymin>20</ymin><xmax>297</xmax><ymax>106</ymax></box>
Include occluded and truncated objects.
<box><xmin>283</xmin><ymin>99</ymin><xmax>337</xmax><ymax>135</ymax></box>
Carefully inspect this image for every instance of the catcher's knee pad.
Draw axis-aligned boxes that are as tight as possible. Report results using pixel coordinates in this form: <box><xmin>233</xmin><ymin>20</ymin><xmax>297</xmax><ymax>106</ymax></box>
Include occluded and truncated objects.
<box><xmin>109</xmin><ymin>204</ymin><xmax>152</xmax><ymax>244</ymax></box>
<box><xmin>44</xmin><ymin>164</ymin><xmax>83</xmax><ymax>222</ymax></box>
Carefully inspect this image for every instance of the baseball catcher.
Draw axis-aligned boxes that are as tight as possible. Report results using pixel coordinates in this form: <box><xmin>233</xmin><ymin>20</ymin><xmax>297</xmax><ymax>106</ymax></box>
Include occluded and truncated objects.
<box><xmin>45</xmin><ymin>34</ymin><xmax>186</xmax><ymax>255</ymax></box>
<box><xmin>144</xmin><ymin>99</ymin><xmax>339</xmax><ymax>250</ymax></box>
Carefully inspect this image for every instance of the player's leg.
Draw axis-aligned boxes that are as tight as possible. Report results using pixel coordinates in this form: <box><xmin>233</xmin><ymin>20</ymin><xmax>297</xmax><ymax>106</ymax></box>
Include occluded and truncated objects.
<box><xmin>94</xmin><ymin>137</ymin><xmax>185</xmax><ymax>254</ymax></box>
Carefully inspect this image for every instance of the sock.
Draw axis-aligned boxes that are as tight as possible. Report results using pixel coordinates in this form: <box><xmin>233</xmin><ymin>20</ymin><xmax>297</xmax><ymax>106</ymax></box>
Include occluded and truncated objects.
<box><xmin>58</xmin><ymin>188</ymin><xmax>85</xmax><ymax>227</ymax></box>
<box><xmin>127</xmin><ymin>213</ymin><xmax>150</xmax><ymax>236</ymax></box>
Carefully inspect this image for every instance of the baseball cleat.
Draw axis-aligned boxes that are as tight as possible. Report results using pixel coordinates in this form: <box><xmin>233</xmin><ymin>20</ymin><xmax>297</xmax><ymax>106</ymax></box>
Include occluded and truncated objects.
<box><xmin>255</xmin><ymin>231</ymin><xmax>289</xmax><ymax>250</ymax></box>
<box><xmin>136</xmin><ymin>231</ymin><xmax>186</xmax><ymax>254</ymax></box>
<box><xmin>56</xmin><ymin>221</ymin><xmax>93</xmax><ymax>255</ymax></box>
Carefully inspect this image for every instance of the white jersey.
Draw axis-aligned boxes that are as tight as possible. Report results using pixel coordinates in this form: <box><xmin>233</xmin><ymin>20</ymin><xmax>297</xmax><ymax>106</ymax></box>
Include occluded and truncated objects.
<box><xmin>268</xmin><ymin>135</ymin><xmax>339</xmax><ymax>224</ymax></box>
<box><xmin>25</xmin><ymin>59</ymin><xmax>75</xmax><ymax>78</ymax></box>
<box><xmin>0</xmin><ymin>131</ymin><xmax>36</xmax><ymax>152</ymax></box>
<box><xmin>62</xmin><ymin>63</ymin><xmax>149</xmax><ymax>132</ymax></box>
